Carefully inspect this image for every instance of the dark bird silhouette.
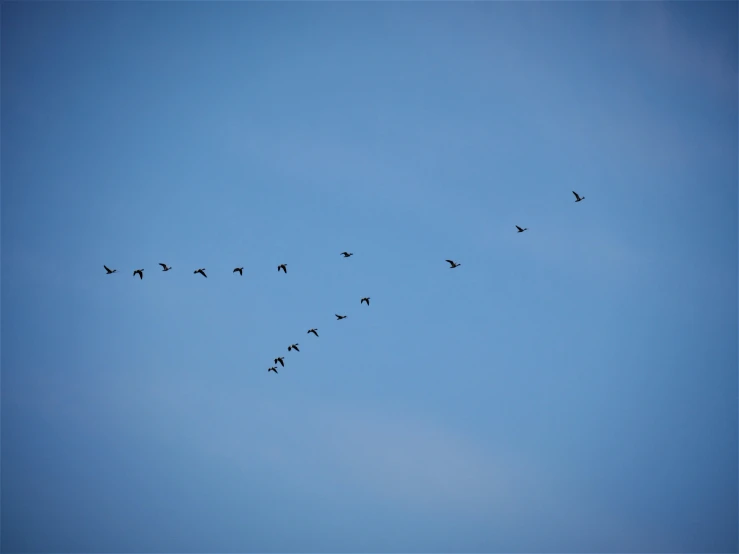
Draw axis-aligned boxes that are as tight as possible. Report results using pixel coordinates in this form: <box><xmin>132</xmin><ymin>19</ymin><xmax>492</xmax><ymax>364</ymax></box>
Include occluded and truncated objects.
<box><xmin>308</xmin><ymin>328</ymin><xmax>319</xmax><ymax>337</ymax></box>
<box><xmin>361</xmin><ymin>297</ymin><xmax>370</xmax><ymax>306</ymax></box>
<box><xmin>275</xmin><ymin>356</ymin><xmax>285</xmax><ymax>367</ymax></box>
<box><xmin>341</xmin><ymin>252</ymin><xmax>353</xmax><ymax>258</ymax></box>
<box><xmin>572</xmin><ymin>191</ymin><xmax>585</xmax><ymax>202</ymax></box>
<box><xmin>516</xmin><ymin>225</ymin><xmax>528</xmax><ymax>233</ymax></box>
<box><xmin>194</xmin><ymin>268</ymin><xmax>207</xmax><ymax>278</ymax></box>
<box><xmin>268</xmin><ymin>366</ymin><xmax>278</xmax><ymax>374</ymax></box>
<box><xmin>133</xmin><ymin>269</ymin><xmax>144</xmax><ymax>280</ymax></box>
<box><xmin>104</xmin><ymin>265</ymin><xmax>117</xmax><ymax>274</ymax></box>
<box><xmin>288</xmin><ymin>343</ymin><xmax>300</xmax><ymax>352</ymax></box>
<box><xmin>159</xmin><ymin>263</ymin><xmax>171</xmax><ymax>271</ymax></box>
<box><xmin>278</xmin><ymin>264</ymin><xmax>287</xmax><ymax>273</ymax></box>
<box><xmin>446</xmin><ymin>259</ymin><xmax>461</xmax><ymax>268</ymax></box>
<box><xmin>335</xmin><ymin>314</ymin><xmax>347</xmax><ymax>320</ymax></box>
<box><xmin>233</xmin><ymin>267</ymin><xmax>243</xmax><ymax>275</ymax></box>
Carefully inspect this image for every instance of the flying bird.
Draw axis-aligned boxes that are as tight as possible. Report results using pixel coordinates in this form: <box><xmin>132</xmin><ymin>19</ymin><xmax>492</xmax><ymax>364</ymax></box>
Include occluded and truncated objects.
<box><xmin>278</xmin><ymin>264</ymin><xmax>287</xmax><ymax>273</ymax></box>
<box><xmin>194</xmin><ymin>268</ymin><xmax>207</xmax><ymax>278</ymax></box>
<box><xmin>572</xmin><ymin>191</ymin><xmax>585</xmax><ymax>202</ymax></box>
<box><xmin>341</xmin><ymin>252</ymin><xmax>353</xmax><ymax>258</ymax></box>
<box><xmin>159</xmin><ymin>263</ymin><xmax>171</xmax><ymax>271</ymax></box>
<box><xmin>335</xmin><ymin>314</ymin><xmax>347</xmax><ymax>320</ymax></box>
<box><xmin>308</xmin><ymin>328</ymin><xmax>319</xmax><ymax>337</ymax></box>
<box><xmin>133</xmin><ymin>269</ymin><xmax>144</xmax><ymax>280</ymax></box>
<box><xmin>288</xmin><ymin>343</ymin><xmax>300</xmax><ymax>352</ymax></box>
<box><xmin>274</xmin><ymin>356</ymin><xmax>285</xmax><ymax>367</ymax></box>
<box><xmin>516</xmin><ymin>225</ymin><xmax>528</xmax><ymax>233</ymax></box>
<box><xmin>446</xmin><ymin>260</ymin><xmax>461</xmax><ymax>268</ymax></box>
<box><xmin>361</xmin><ymin>297</ymin><xmax>370</xmax><ymax>306</ymax></box>
<box><xmin>268</xmin><ymin>366</ymin><xmax>278</xmax><ymax>374</ymax></box>
<box><xmin>233</xmin><ymin>267</ymin><xmax>243</xmax><ymax>275</ymax></box>
<box><xmin>104</xmin><ymin>265</ymin><xmax>117</xmax><ymax>274</ymax></box>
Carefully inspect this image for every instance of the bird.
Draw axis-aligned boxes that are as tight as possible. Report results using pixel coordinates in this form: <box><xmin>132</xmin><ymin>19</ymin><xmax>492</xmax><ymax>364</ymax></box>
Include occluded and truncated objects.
<box><xmin>268</xmin><ymin>366</ymin><xmax>278</xmax><ymax>374</ymax></box>
<box><xmin>233</xmin><ymin>267</ymin><xmax>243</xmax><ymax>275</ymax></box>
<box><xmin>572</xmin><ymin>191</ymin><xmax>585</xmax><ymax>202</ymax></box>
<box><xmin>194</xmin><ymin>268</ymin><xmax>207</xmax><ymax>278</ymax></box>
<box><xmin>335</xmin><ymin>314</ymin><xmax>347</xmax><ymax>320</ymax></box>
<box><xmin>104</xmin><ymin>265</ymin><xmax>117</xmax><ymax>274</ymax></box>
<box><xmin>361</xmin><ymin>297</ymin><xmax>370</xmax><ymax>306</ymax></box>
<box><xmin>133</xmin><ymin>269</ymin><xmax>144</xmax><ymax>280</ymax></box>
<box><xmin>340</xmin><ymin>252</ymin><xmax>353</xmax><ymax>258</ymax></box>
<box><xmin>278</xmin><ymin>264</ymin><xmax>287</xmax><ymax>273</ymax></box>
<box><xmin>159</xmin><ymin>263</ymin><xmax>171</xmax><ymax>271</ymax></box>
<box><xmin>446</xmin><ymin>259</ymin><xmax>461</xmax><ymax>268</ymax></box>
<box><xmin>274</xmin><ymin>356</ymin><xmax>285</xmax><ymax>367</ymax></box>
<box><xmin>288</xmin><ymin>343</ymin><xmax>300</xmax><ymax>352</ymax></box>
<box><xmin>308</xmin><ymin>328</ymin><xmax>319</xmax><ymax>337</ymax></box>
<box><xmin>516</xmin><ymin>225</ymin><xmax>528</xmax><ymax>233</ymax></box>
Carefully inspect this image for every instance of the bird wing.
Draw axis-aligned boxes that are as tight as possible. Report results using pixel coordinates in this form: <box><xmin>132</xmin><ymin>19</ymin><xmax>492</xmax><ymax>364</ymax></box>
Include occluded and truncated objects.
<box><xmin>572</xmin><ymin>191</ymin><xmax>580</xmax><ymax>199</ymax></box>
<box><xmin>138</xmin><ymin>271</ymin><xmax>143</xmax><ymax>279</ymax></box>
<box><xmin>294</xmin><ymin>346</ymin><xmax>299</xmax><ymax>351</ymax></box>
<box><xmin>159</xmin><ymin>263</ymin><xmax>166</xmax><ymax>268</ymax></box>
<box><xmin>516</xmin><ymin>225</ymin><xmax>523</xmax><ymax>231</ymax></box>
<box><xmin>104</xmin><ymin>265</ymin><xmax>111</xmax><ymax>272</ymax></box>
<box><xmin>445</xmin><ymin>260</ymin><xmax>455</xmax><ymax>266</ymax></box>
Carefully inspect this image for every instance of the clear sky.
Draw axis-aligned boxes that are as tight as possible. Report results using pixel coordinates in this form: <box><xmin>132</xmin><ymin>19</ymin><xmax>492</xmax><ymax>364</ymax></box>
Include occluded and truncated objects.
<box><xmin>2</xmin><ymin>1</ymin><xmax>737</xmax><ymax>552</ymax></box>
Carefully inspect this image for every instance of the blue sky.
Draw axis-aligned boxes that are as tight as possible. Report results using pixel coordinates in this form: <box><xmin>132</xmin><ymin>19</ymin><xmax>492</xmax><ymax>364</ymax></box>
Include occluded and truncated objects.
<box><xmin>1</xmin><ymin>1</ymin><xmax>737</xmax><ymax>552</ymax></box>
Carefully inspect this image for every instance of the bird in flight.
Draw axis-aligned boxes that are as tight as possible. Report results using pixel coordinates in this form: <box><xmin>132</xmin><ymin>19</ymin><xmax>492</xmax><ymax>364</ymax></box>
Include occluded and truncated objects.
<box><xmin>572</xmin><ymin>191</ymin><xmax>585</xmax><ymax>202</ymax></box>
<box><xmin>104</xmin><ymin>265</ymin><xmax>117</xmax><ymax>274</ymax></box>
<box><xmin>361</xmin><ymin>297</ymin><xmax>370</xmax><ymax>306</ymax></box>
<box><xmin>335</xmin><ymin>314</ymin><xmax>347</xmax><ymax>320</ymax></box>
<box><xmin>133</xmin><ymin>269</ymin><xmax>144</xmax><ymax>280</ymax></box>
<box><xmin>308</xmin><ymin>328</ymin><xmax>319</xmax><ymax>337</ymax></box>
<box><xmin>233</xmin><ymin>267</ymin><xmax>243</xmax><ymax>275</ymax></box>
<box><xmin>446</xmin><ymin>260</ymin><xmax>461</xmax><ymax>268</ymax></box>
<box><xmin>341</xmin><ymin>252</ymin><xmax>353</xmax><ymax>258</ymax></box>
<box><xmin>278</xmin><ymin>264</ymin><xmax>287</xmax><ymax>273</ymax></box>
<box><xmin>159</xmin><ymin>263</ymin><xmax>171</xmax><ymax>271</ymax></box>
<box><xmin>274</xmin><ymin>356</ymin><xmax>285</xmax><ymax>367</ymax></box>
<box><xmin>268</xmin><ymin>366</ymin><xmax>278</xmax><ymax>374</ymax></box>
<box><xmin>288</xmin><ymin>343</ymin><xmax>300</xmax><ymax>352</ymax></box>
<box><xmin>194</xmin><ymin>268</ymin><xmax>207</xmax><ymax>278</ymax></box>
<box><xmin>516</xmin><ymin>225</ymin><xmax>528</xmax><ymax>233</ymax></box>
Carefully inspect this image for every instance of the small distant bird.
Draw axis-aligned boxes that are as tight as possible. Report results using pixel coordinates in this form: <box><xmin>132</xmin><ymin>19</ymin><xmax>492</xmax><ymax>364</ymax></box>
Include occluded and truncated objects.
<box><xmin>194</xmin><ymin>268</ymin><xmax>207</xmax><ymax>278</ymax></box>
<box><xmin>335</xmin><ymin>314</ymin><xmax>347</xmax><ymax>320</ymax></box>
<box><xmin>341</xmin><ymin>252</ymin><xmax>353</xmax><ymax>258</ymax></box>
<box><xmin>268</xmin><ymin>366</ymin><xmax>278</xmax><ymax>374</ymax></box>
<box><xmin>516</xmin><ymin>225</ymin><xmax>528</xmax><ymax>233</ymax></box>
<box><xmin>572</xmin><ymin>191</ymin><xmax>585</xmax><ymax>202</ymax></box>
<box><xmin>308</xmin><ymin>328</ymin><xmax>319</xmax><ymax>337</ymax></box>
<box><xmin>159</xmin><ymin>263</ymin><xmax>171</xmax><ymax>271</ymax></box>
<box><xmin>288</xmin><ymin>343</ymin><xmax>300</xmax><ymax>352</ymax></box>
<box><xmin>446</xmin><ymin>260</ymin><xmax>461</xmax><ymax>268</ymax></box>
<box><xmin>104</xmin><ymin>265</ymin><xmax>117</xmax><ymax>274</ymax></box>
<box><xmin>233</xmin><ymin>267</ymin><xmax>243</xmax><ymax>275</ymax></box>
<box><xmin>133</xmin><ymin>269</ymin><xmax>144</xmax><ymax>280</ymax></box>
<box><xmin>275</xmin><ymin>356</ymin><xmax>285</xmax><ymax>367</ymax></box>
<box><xmin>361</xmin><ymin>297</ymin><xmax>370</xmax><ymax>306</ymax></box>
<box><xmin>278</xmin><ymin>264</ymin><xmax>287</xmax><ymax>273</ymax></box>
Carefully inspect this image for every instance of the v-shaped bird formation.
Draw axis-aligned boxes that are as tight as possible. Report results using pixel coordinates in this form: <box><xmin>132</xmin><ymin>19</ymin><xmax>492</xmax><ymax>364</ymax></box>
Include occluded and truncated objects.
<box><xmin>104</xmin><ymin>191</ymin><xmax>585</xmax><ymax>375</ymax></box>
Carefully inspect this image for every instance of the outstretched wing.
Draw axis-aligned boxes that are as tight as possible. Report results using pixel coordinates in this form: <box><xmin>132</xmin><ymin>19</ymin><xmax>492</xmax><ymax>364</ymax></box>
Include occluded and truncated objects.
<box><xmin>104</xmin><ymin>265</ymin><xmax>112</xmax><ymax>272</ymax></box>
<box><xmin>138</xmin><ymin>271</ymin><xmax>143</xmax><ymax>280</ymax></box>
<box><xmin>159</xmin><ymin>263</ymin><xmax>167</xmax><ymax>269</ymax></box>
<box><xmin>516</xmin><ymin>225</ymin><xmax>523</xmax><ymax>231</ymax></box>
<box><xmin>445</xmin><ymin>260</ymin><xmax>454</xmax><ymax>266</ymax></box>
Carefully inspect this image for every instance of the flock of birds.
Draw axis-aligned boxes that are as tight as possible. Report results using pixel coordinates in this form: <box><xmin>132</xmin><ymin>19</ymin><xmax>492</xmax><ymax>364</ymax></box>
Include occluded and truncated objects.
<box><xmin>104</xmin><ymin>190</ymin><xmax>586</xmax><ymax>374</ymax></box>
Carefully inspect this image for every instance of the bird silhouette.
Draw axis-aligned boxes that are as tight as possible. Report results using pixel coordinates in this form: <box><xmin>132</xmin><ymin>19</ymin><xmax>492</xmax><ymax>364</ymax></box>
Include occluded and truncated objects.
<box><xmin>133</xmin><ymin>269</ymin><xmax>144</xmax><ymax>280</ymax></box>
<box><xmin>275</xmin><ymin>356</ymin><xmax>285</xmax><ymax>367</ymax></box>
<box><xmin>268</xmin><ymin>366</ymin><xmax>278</xmax><ymax>374</ymax></box>
<box><xmin>341</xmin><ymin>252</ymin><xmax>353</xmax><ymax>258</ymax></box>
<box><xmin>446</xmin><ymin>260</ymin><xmax>461</xmax><ymax>268</ymax></box>
<box><xmin>194</xmin><ymin>268</ymin><xmax>207</xmax><ymax>278</ymax></box>
<box><xmin>572</xmin><ymin>191</ymin><xmax>585</xmax><ymax>202</ymax></box>
<box><xmin>361</xmin><ymin>297</ymin><xmax>370</xmax><ymax>306</ymax></box>
<box><xmin>516</xmin><ymin>225</ymin><xmax>528</xmax><ymax>233</ymax></box>
<box><xmin>288</xmin><ymin>343</ymin><xmax>300</xmax><ymax>352</ymax></box>
<box><xmin>278</xmin><ymin>264</ymin><xmax>287</xmax><ymax>273</ymax></box>
<box><xmin>335</xmin><ymin>314</ymin><xmax>347</xmax><ymax>320</ymax></box>
<box><xmin>104</xmin><ymin>265</ymin><xmax>117</xmax><ymax>274</ymax></box>
<box><xmin>159</xmin><ymin>263</ymin><xmax>171</xmax><ymax>271</ymax></box>
<box><xmin>233</xmin><ymin>267</ymin><xmax>243</xmax><ymax>275</ymax></box>
<box><xmin>308</xmin><ymin>328</ymin><xmax>319</xmax><ymax>337</ymax></box>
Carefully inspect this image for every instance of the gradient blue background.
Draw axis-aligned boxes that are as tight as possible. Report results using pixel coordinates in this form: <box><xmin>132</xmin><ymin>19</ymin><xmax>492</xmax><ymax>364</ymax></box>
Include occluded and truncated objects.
<box><xmin>2</xmin><ymin>1</ymin><xmax>737</xmax><ymax>552</ymax></box>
